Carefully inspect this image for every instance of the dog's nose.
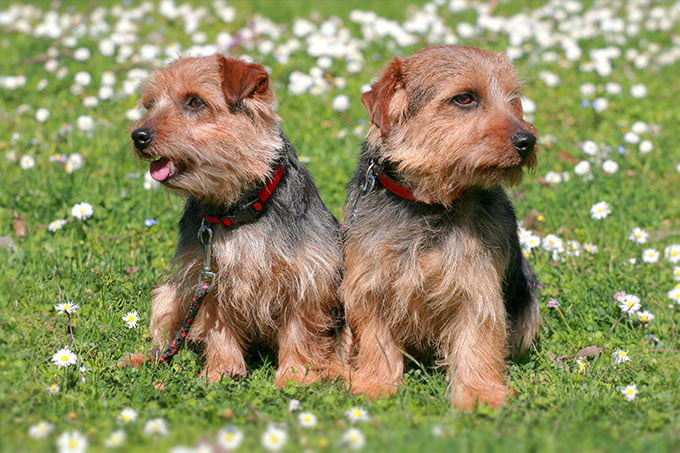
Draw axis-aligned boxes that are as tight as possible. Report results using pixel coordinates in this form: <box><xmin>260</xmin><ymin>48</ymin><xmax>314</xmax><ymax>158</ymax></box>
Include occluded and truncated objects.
<box><xmin>511</xmin><ymin>132</ymin><xmax>536</xmax><ymax>158</ymax></box>
<box><xmin>132</xmin><ymin>127</ymin><xmax>154</xmax><ymax>151</ymax></box>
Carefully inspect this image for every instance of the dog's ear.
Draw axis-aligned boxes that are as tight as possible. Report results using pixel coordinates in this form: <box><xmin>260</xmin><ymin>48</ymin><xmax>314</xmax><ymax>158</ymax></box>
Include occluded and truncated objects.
<box><xmin>361</xmin><ymin>57</ymin><xmax>404</xmax><ymax>137</ymax></box>
<box><xmin>218</xmin><ymin>55</ymin><xmax>270</xmax><ymax>106</ymax></box>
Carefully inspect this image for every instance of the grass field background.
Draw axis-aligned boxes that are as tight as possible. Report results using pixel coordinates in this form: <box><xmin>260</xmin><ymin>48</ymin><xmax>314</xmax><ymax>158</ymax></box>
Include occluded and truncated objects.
<box><xmin>1</xmin><ymin>1</ymin><xmax>679</xmax><ymax>451</ymax></box>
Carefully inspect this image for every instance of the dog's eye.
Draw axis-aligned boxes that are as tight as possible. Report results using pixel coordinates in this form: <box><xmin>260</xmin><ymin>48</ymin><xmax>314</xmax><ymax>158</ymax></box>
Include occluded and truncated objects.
<box><xmin>186</xmin><ymin>96</ymin><xmax>205</xmax><ymax>110</ymax></box>
<box><xmin>451</xmin><ymin>93</ymin><xmax>476</xmax><ymax>106</ymax></box>
<box><xmin>143</xmin><ymin>99</ymin><xmax>155</xmax><ymax>110</ymax></box>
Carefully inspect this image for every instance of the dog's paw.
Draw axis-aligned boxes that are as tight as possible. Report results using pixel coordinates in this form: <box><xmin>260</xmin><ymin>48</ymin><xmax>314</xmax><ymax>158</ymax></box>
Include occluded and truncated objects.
<box><xmin>452</xmin><ymin>383</ymin><xmax>513</xmax><ymax>410</ymax></box>
<box><xmin>203</xmin><ymin>365</ymin><xmax>248</xmax><ymax>383</ymax></box>
<box><xmin>349</xmin><ymin>377</ymin><xmax>399</xmax><ymax>399</ymax></box>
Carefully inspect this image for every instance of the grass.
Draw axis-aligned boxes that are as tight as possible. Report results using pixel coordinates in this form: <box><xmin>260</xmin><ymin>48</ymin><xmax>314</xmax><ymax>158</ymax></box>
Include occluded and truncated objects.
<box><xmin>1</xmin><ymin>0</ymin><xmax>680</xmax><ymax>451</ymax></box>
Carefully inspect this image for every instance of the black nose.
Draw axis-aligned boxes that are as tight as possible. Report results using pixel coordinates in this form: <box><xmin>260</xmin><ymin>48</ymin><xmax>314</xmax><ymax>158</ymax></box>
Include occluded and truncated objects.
<box><xmin>511</xmin><ymin>132</ymin><xmax>536</xmax><ymax>158</ymax></box>
<box><xmin>131</xmin><ymin>127</ymin><xmax>154</xmax><ymax>151</ymax></box>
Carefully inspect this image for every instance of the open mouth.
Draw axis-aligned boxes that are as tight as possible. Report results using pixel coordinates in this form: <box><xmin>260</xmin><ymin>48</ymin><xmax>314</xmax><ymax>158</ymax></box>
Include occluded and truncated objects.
<box><xmin>149</xmin><ymin>156</ymin><xmax>178</xmax><ymax>182</ymax></box>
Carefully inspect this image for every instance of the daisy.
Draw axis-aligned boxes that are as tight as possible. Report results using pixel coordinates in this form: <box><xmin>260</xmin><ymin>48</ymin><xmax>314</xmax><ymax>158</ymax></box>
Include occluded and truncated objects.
<box><xmin>602</xmin><ymin>159</ymin><xmax>619</xmax><ymax>174</ymax></box>
<box><xmin>590</xmin><ymin>201</ymin><xmax>611</xmax><ymax>220</ymax></box>
<box><xmin>621</xmin><ymin>384</ymin><xmax>637</xmax><ymax>401</ymax></box>
<box><xmin>618</xmin><ymin>294</ymin><xmax>641</xmax><ymax>315</ymax></box>
<box><xmin>628</xmin><ymin>227</ymin><xmax>649</xmax><ymax>244</ymax></box>
<box><xmin>637</xmin><ymin>311</ymin><xmax>654</xmax><ymax>324</ymax></box>
<box><xmin>122</xmin><ymin>311</ymin><xmax>139</xmax><ymax>328</ymax></box>
<box><xmin>298</xmin><ymin>412</ymin><xmax>317</xmax><ymax>428</ymax></box>
<box><xmin>28</xmin><ymin>421</ymin><xmax>55</xmax><ymax>439</ymax></box>
<box><xmin>612</xmin><ymin>349</ymin><xmax>631</xmax><ymax>365</ymax></box>
<box><xmin>20</xmin><ymin>155</ymin><xmax>35</xmax><ymax>170</ymax></box>
<box><xmin>345</xmin><ymin>407</ymin><xmax>370</xmax><ymax>423</ymax></box>
<box><xmin>217</xmin><ymin>426</ymin><xmax>243</xmax><ymax>450</ymax></box>
<box><xmin>639</xmin><ymin>140</ymin><xmax>653</xmax><ymax>154</ymax></box>
<box><xmin>574</xmin><ymin>160</ymin><xmax>591</xmax><ymax>176</ymax></box>
<box><xmin>143</xmin><ymin>418</ymin><xmax>169</xmax><ymax>437</ymax></box>
<box><xmin>57</xmin><ymin>431</ymin><xmax>87</xmax><ymax>453</ymax></box>
<box><xmin>541</xmin><ymin>234</ymin><xmax>564</xmax><ymax>254</ymax></box>
<box><xmin>341</xmin><ymin>428</ymin><xmax>366</xmax><ymax>449</ymax></box>
<box><xmin>35</xmin><ymin>108</ymin><xmax>50</xmax><ymax>122</ymax></box>
<box><xmin>48</xmin><ymin>219</ymin><xmax>68</xmax><ymax>232</ymax></box>
<box><xmin>667</xmin><ymin>287</ymin><xmax>680</xmax><ymax>304</ymax></box>
<box><xmin>575</xmin><ymin>358</ymin><xmax>587</xmax><ymax>372</ymax></box>
<box><xmin>582</xmin><ymin>243</ymin><xmax>599</xmax><ymax>254</ymax></box>
<box><xmin>261</xmin><ymin>426</ymin><xmax>287</xmax><ymax>451</ymax></box>
<box><xmin>118</xmin><ymin>408</ymin><xmax>137</xmax><ymax>424</ymax></box>
<box><xmin>331</xmin><ymin>94</ymin><xmax>350</xmax><ymax>112</ymax></box>
<box><xmin>76</xmin><ymin>115</ymin><xmax>94</xmax><ymax>131</ymax></box>
<box><xmin>630</xmin><ymin>84</ymin><xmax>647</xmax><ymax>98</ymax></box>
<box><xmin>581</xmin><ymin>140</ymin><xmax>599</xmax><ymax>155</ymax></box>
<box><xmin>55</xmin><ymin>302</ymin><xmax>80</xmax><ymax>314</ymax></box>
<box><xmin>664</xmin><ymin>244</ymin><xmax>680</xmax><ymax>263</ymax></box>
<box><xmin>672</xmin><ymin>266</ymin><xmax>680</xmax><ymax>281</ymax></box>
<box><xmin>642</xmin><ymin>248</ymin><xmax>660</xmax><ymax>263</ymax></box>
<box><xmin>46</xmin><ymin>383</ymin><xmax>60</xmax><ymax>394</ymax></box>
<box><xmin>71</xmin><ymin>202</ymin><xmax>93</xmax><ymax>220</ymax></box>
<box><xmin>52</xmin><ymin>347</ymin><xmax>77</xmax><ymax>367</ymax></box>
<box><xmin>104</xmin><ymin>430</ymin><xmax>126</xmax><ymax>448</ymax></box>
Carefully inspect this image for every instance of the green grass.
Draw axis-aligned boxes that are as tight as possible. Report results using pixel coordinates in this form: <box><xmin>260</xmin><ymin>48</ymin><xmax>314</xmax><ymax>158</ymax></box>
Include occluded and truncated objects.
<box><xmin>1</xmin><ymin>1</ymin><xmax>680</xmax><ymax>452</ymax></box>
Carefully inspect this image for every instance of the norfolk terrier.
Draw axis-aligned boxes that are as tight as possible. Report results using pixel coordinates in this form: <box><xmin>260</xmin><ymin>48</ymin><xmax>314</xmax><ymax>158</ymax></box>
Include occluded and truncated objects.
<box><xmin>341</xmin><ymin>45</ymin><xmax>540</xmax><ymax>409</ymax></box>
<box><xmin>130</xmin><ymin>54</ymin><xmax>344</xmax><ymax>386</ymax></box>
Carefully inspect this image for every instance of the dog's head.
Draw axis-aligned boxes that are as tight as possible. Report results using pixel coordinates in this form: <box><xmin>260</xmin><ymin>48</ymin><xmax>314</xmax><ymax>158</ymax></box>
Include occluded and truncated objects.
<box><xmin>131</xmin><ymin>54</ymin><xmax>282</xmax><ymax>206</ymax></box>
<box><xmin>362</xmin><ymin>45</ymin><xmax>538</xmax><ymax>205</ymax></box>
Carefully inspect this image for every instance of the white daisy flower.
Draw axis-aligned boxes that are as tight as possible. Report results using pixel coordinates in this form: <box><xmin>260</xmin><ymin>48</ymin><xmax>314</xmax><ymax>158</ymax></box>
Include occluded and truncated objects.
<box><xmin>664</xmin><ymin>244</ymin><xmax>680</xmax><ymax>263</ymax></box>
<box><xmin>612</xmin><ymin>349</ymin><xmax>631</xmax><ymax>365</ymax></box>
<box><xmin>118</xmin><ymin>408</ymin><xmax>137</xmax><ymax>424</ymax></box>
<box><xmin>332</xmin><ymin>94</ymin><xmax>350</xmax><ymax>112</ymax></box>
<box><xmin>298</xmin><ymin>412</ymin><xmax>317</xmax><ymax>428</ymax></box>
<box><xmin>637</xmin><ymin>311</ymin><xmax>654</xmax><ymax>324</ymax></box>
<box><xmin>261</xmin><ymin>426</ymin><xmax>287</xmax><ymax>451</ymax></box>
<box><xmin>122</xmin><ymin>311</ymin><xmax>139</xmax><ymax>328</ymax></box>
<box><xmin>642</xmin><ymin>248</ymin><xmax>660</xmax><ymax>263</ymax></box>
<box><xmin>48</xmin><ymin>219</ymin><xmax>68</xmax><ymax>232</ymax></box>
<box><xmin>143</xmin><ymin>418</ymin><xmax>169</xmax><ymax>437</ymax></box>
<box><xmin>621</xmin><ymin>384</ymin><xmax>637</xmax><ymax>401</ymax></box>
<box><xmin>36</xmin><ymin>108</ymin><xmax>50</xmax><ymax>122</ymax></box>
<box><xmin>54</xmin><ymin>302</ymin><xmax>80</xmax><ymax>314</ymax></box>
<box><xmin>71</xmin><ymin>202</ymin><xmax>93</xmax><ymax>221</ymax></box>
<box><xmin>589</xmin><ymin>201</ymin><xmax>611</xmax><ymax>220</ymax></box>
<box><xmin>57</xmin><ymin>431</ymin><xmax>87</xmax><ymax>453</ymax></box>
<box><xmin>217</xmin><ymin>426</ymin><xmax>243</xmax><ymax>450</ymax></box>
<box><xmin>52</xmin><ymin>347</ymin><xmax>77</xmax><ymax>367</ymax></box>
<box><xmin>20</xmin><ymin>155</ymin><xmax>35</xmax><ymax>170</ymax></box>
<box><xmin>341</xmin><ymin>428</ymin><xmax>366</xmax><ymax>449</ymax></box>
<box><xmin>28</xmin><ymin>421</ymin><xmax>55</xmax><ymax>439</ymax></box>
<box><xmin>345</xmin><ymin>407</ymin><xmax>370</xmax><ymax>423</ymax></box>
<box><xmin>667</xmin><ymin>287</ymin><xmax>680</xmax><ymax>304</ymax></box>
<box><xmin>618</xmin><ymin>294</ymin><xmax>641</xmax><ymax>315</ymax></box>
<box><xmin>104</xmin><ymin>430</ymin><xmax>126</xmax><ymax>448</ymax></box>
<box><xmin>628</xmin><ymin>227</ymin><xmax>649</xmax><ymax>244</ymax></box>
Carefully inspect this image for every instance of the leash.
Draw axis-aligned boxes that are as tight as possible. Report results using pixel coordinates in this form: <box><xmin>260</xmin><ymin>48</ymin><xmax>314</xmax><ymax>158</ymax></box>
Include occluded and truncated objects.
<box><xmin>158</xmin><ymin>221</ymin><xmax>215</xmax><ymax>364</ymax></box>
<box><xmin>340</xmin><ymin>160</ymin><xmax>376</xmax><ymax>237</ymax></box>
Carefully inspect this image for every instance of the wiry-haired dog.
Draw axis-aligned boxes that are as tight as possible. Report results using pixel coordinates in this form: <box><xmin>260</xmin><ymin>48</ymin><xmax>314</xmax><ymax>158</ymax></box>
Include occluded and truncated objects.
<box><xmin>130</xmin><ymin>54</ymin><xmax>343</xmax><ymax>386</ymax></box>
<box><xmin>341</xmin><ymin>45</ymin><xmax>540</xmax><ymax>409</ymax></box>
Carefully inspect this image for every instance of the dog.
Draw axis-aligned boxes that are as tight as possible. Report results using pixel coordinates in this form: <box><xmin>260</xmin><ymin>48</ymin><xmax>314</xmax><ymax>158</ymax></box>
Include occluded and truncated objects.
<box><xmin>130</xmin><ymin>54</ymin><xmax>344</xmax><ymax>386</ymax></box>
<box><xmin>340</xmin><ymin>45</ymin><xmax>540</xmax><ymax>409</ymax></box>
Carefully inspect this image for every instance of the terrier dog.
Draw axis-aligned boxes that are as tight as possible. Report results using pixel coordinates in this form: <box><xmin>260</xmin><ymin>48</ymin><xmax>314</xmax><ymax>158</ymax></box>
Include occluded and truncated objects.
<box><xmin>130</xmin><ymin>54</ymin><xmax>344</xmax><ymax>386</ymax></box>
<box><xmin>341</xmin><ymin>45</ymin><xmax>540</xmax><ymax>409</ymax></box>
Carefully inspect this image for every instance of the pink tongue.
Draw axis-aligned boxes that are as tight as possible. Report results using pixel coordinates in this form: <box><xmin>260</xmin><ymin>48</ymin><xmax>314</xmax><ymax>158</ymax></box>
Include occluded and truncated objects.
<box><xmin>150</xmin><ymin>158</ymin><xmax>172</xmax><ymax>181</ymax></box>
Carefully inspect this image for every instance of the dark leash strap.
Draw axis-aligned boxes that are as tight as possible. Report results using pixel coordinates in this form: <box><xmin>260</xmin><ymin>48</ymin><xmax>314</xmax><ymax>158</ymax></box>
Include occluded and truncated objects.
<box><xmin>158</xmin><ymin>222</ymin><xmax>215</xmax><ymax>365</ymax></box>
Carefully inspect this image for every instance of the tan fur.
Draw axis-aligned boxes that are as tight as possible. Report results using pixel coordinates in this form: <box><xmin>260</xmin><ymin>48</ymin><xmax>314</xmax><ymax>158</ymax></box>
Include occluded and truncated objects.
<box><xmin>344</xmin><ymin>45</ymin><xmax>540</xmax><ymax>409</ymax></box>
<box><xmin>131</xmin><ymin>54</ymin><xmax>344</xmax><ymax>385</ymax></box>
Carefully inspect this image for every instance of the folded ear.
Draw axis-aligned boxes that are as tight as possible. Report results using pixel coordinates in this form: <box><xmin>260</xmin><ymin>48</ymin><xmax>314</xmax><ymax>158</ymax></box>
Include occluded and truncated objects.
<box><xmin>361</xmin><ymin>57</ymin><xmax>404</xmax><ymax>137</ymax></box>
<box><xmin>218</xmin><ymin>55</ymin><xmax>270</xmax><ymax>106</ymax></box>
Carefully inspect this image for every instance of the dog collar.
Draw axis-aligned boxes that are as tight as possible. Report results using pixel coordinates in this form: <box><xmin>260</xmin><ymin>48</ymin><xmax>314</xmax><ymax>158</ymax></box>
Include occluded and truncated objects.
<box><xmin>202</xmin><ymin>164</ymin><xmax>284</xmax><ymax>228</ymax></box>
<box><xmin>374</xmin><ymin>168</ymin><xmax>467</xmax><ymax>204</ymax></box>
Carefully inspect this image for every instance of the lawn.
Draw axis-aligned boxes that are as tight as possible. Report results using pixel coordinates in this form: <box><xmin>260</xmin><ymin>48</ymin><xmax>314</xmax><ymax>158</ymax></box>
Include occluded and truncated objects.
<box><xmin>1</xmin><ymin>0</ymin><xmax>679</xmax><ymax>452</ymax></box>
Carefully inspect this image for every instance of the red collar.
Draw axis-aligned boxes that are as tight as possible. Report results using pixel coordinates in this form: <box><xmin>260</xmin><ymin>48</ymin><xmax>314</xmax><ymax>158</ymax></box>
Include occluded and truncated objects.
<box><xmin>203</xmin><ymin>164</ymin><xmax>284</xmax><ymax>228</ymax></box>
<box><xmin>374</xmin><ymin>169</ymin><xmax>467</xmax><ymax>204</ymax></box>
